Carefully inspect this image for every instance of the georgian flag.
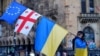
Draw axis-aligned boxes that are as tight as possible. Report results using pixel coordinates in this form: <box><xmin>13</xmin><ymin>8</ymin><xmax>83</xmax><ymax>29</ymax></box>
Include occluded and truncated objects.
<box><xmin>14</xmin><ymin>8</ymin><xmax>41</xmax><ymax>36</ymax></box>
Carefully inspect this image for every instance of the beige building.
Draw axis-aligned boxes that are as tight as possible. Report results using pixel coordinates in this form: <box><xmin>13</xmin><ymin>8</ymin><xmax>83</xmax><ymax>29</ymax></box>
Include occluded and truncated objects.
<box><xmin>0</xmin><ymin>0</ymin><xmax>100</xmax><ymax>55</ymax></box>
<box><xmin>65</xmin><ymin>0</ymin><xmax>100</xmax><ymax>48</ymax></box>
<box><xmin>0</xmin><ymin>0</ymin><xmax>67</xmax><ymax>48</ymax></box>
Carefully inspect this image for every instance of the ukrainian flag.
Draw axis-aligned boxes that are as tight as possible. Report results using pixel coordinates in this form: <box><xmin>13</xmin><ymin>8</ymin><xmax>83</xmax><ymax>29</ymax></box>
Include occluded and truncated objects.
<box><xmin>75</xmin><ymin>37</ymin><xmax>88</xmax><ymax>56</ymax></box>
<box><xmin>35</xmin><ymin>16</ymin><xmax>68</xmax><ymax>56</ymax></box>
<box><xmin>75</xmin><ymin>48</ymin><xmax>88</xmax><ymax>56</ymax></box>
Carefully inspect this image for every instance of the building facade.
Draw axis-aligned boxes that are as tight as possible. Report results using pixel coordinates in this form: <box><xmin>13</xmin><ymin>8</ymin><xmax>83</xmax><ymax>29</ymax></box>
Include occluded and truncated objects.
<box><xmin>0</xmin><ymin>0</ymin><xmax>67</xmax><ymax>55</ymax></box>
<box><xmin>0</xmin><ymin>0</ymin><xmax>100</xmax><ymax>55</ymax></box>
<box><xmin>65</xmin><ymin>0</ymin><xmax>100</xmax><ymax>48</ymax></box>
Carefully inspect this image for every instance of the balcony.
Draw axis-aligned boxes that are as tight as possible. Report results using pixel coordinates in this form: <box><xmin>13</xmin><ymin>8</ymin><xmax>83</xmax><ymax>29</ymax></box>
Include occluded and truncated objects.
<box><xmin>78</xmin><ymin>13</ymin><xmax>100</xmax><ymax>23</ymax></box>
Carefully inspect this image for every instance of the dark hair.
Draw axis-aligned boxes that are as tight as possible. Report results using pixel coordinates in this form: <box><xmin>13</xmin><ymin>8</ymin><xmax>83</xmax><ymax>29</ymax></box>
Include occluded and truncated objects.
<box><xmin>77</xmin><ymin>31</ymin><xmax>85</xmax><ymax>40</ymax></box>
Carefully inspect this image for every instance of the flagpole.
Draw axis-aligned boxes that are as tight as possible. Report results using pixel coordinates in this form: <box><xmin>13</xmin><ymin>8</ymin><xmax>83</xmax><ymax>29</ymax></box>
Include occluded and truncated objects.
<box><xmin>34</xmin><ymin>23</ymin><xmax>38</xmax><ymax>56</ymax></box>
<box><xmin>33</xmin><ymin>28</ymin><xmax>36</xmax><ymax>56</ymax></box>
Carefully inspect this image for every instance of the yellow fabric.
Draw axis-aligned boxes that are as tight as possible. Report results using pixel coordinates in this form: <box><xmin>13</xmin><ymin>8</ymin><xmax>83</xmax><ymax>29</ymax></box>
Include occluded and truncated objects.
<box><xmin>75</xmin><ymin>48</ymin><xmax>88</xmax><ymax>56</ymax></box>
<box><xmin>41</xmin><ymin>24</ymin><xmax>68</xmax><ymax>56</ymax></box>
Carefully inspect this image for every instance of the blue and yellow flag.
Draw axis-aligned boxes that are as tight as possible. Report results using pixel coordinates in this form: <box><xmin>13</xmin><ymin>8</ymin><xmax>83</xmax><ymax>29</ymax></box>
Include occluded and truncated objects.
<box><xmin>1</xmin><ymin>1</ymin><xmax>26</xmax><ymax>24</ymax></box>
<box><xmin>75</xmin><ymin>48</ymin><xmax>88</xmax><ymax>56</ymax></box>
<box><xmin>35</xmin><ymin>16</ymin><xmax>68</xmax><ymax>56</ymax></box>
<box><xmin>74</xmin><ymin>37</ymin><xmax>88</xmax><ymax>56</ymax></box>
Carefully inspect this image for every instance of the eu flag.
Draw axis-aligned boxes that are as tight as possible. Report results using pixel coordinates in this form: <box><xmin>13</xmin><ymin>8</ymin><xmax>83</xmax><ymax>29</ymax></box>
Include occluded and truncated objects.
<box><xmin>1</xmin><ymin>1</ymin><xmax>27</xmax><ymax>24</ymax></box>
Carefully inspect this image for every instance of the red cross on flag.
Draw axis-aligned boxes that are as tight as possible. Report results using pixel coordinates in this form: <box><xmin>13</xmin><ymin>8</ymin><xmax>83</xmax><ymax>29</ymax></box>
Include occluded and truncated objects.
<box><xmin>14</xmin><ymin>8</ymin><xmax>41</xmax><ymax>36</ymax></box>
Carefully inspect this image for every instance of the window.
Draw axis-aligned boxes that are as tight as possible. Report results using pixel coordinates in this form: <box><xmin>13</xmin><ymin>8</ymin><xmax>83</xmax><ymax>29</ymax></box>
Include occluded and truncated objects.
<box><xmin>83</xmin><ymin>26</ymin><xmax>95</xmax><ymax>42</ymax></box>
<box><xmin>81</xmin><ymin>0</ymin><xmax>86</xmax><ymax>13</ymax></box>
<box><xmin>89</xmin><ymin>0</ymin><xmax>94</xmax><ymax>13</ymax></box>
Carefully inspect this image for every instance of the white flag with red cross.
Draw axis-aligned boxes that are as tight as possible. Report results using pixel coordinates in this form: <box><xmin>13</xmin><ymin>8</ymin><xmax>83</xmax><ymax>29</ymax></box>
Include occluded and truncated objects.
<box><xmin>14</xmin><ymin>8</ymin><xmax>41</xmax><ymax>36</ymax></box>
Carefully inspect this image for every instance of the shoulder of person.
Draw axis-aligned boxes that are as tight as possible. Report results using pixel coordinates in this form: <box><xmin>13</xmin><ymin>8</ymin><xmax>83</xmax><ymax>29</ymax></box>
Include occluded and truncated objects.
<box><xmin>75</xmin><ymin>38</ymin><xmax>81</xmax><ymax>41</ymax></box>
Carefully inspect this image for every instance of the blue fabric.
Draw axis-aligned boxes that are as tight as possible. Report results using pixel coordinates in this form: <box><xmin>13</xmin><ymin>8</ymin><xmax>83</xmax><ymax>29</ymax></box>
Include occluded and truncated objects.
<box><xmin>1</xmin><ymin>1</ymin><xmax>26</xmax><ymax>24</ymax></box>
<box><xmin>75</xmin><ymin>37</ymin><xmax>86</xmax><ymax>48</ymax></box>
<box><xmin>35</xmin><ymin>16</ymin><xmax>55</xmax><ymax>52</ymax></box>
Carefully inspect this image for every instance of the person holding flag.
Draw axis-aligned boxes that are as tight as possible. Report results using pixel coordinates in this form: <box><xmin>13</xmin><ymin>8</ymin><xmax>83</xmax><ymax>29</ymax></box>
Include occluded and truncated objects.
<box><xmin>72</xmin><ymin>31</ymin><xmax>88</xmax><ymax>56</ymax></box>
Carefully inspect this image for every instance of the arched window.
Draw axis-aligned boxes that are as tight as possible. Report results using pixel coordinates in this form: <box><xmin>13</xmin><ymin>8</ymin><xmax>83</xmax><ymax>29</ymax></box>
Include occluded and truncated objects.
<box><xmin>17</xmin><ymin>39</ymin><xmax>20</xmax><ymax>45</ymax></box>
<box><xmin>22</xmin><ymin>38</ymin><xmax>25</xmax><ymax>50</ymax></box>
<box><xmin>26</xmin><ymin>38</ymin><xmax>31</xmax><ymax>55</ymax></box>
<box><xmin>22</xmin><ymin>38</ymin><xmax>25</xmax><ymax>45</ymax></box>
<box><xmin>83</xmin><ymin>26</ymin><xmax>95</xmax><ymax>42</ymax></box>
